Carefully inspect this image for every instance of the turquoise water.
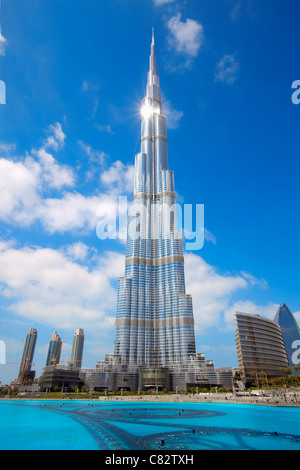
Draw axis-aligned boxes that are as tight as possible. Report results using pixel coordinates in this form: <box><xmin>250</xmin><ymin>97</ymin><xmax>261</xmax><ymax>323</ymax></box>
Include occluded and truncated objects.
<box><xmin>0</xmin><ymin>400</ymin><xmax>300</xmax><ymax>450</ymax></box>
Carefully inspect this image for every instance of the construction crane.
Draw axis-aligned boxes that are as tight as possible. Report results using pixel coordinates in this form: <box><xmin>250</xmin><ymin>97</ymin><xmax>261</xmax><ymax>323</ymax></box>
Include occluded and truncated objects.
<box><xmin>8</xmin><ymin>361</ymin><xmax>36</xmax><ymax>386</ymax></box>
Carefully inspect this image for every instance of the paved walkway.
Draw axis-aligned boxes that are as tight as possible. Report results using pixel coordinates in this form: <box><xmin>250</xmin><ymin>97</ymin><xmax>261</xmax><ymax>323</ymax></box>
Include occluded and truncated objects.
<box><xmin>97</xmin><ymin>391</ymin><xmax>300</xmax><ymax>407</ymax></box>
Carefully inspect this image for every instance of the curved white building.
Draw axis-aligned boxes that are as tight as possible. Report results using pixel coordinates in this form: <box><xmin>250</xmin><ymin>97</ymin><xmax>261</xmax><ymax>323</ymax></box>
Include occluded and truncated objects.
<box><xmin>235</xmin><ymin>312</ymin><xmax>289</xmax><ymax>386</ymax></box>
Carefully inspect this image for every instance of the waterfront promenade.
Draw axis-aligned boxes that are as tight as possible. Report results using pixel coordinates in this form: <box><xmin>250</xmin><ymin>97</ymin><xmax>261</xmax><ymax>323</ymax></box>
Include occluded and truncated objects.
<box><xmin>2</xmin><ymin>390</ymin><xmax>299</xmax><ymax>407</ymax></box>
<box><xmin>95</xmin><ymin>392</ymin><xmax>300</xmax><ymax>407</ymax></box>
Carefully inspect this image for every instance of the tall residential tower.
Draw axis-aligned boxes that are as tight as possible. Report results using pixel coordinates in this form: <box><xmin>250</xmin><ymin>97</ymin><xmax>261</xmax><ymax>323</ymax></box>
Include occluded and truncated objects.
<box><xmin>70</xmin><ymin>328</ymin><xmax>85</xmax><ymax>368</ymax></box>
<box><xmin>274</xmin><ymin>304</ymin><xmax>300</xmax><ymax>370</ymax></box>
<box><xmin>18</xmin><ymin>327</ymin><xmax>37</xmax><ymax>384</ymax></box>
<box><xmin>46</xmin><ymin>331</ymin><xmax>62</xmax><ymax>366</ymax></box>
<box><xmin>95</xmin><ymin>32</ymin><xmax>217</xmax><ymax>392</ymax></box>
<box><xmin>114</xmin><ymin>32</ymin><xmax>196</xmax><ymax>371</ymax></box>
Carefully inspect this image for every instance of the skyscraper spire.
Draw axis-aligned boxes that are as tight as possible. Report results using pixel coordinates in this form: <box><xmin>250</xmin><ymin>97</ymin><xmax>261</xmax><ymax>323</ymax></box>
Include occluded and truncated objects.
<box><xmin>147</xmin><ymin>28</ymin><xmax>159</xmax><ymax>92</ymax></box>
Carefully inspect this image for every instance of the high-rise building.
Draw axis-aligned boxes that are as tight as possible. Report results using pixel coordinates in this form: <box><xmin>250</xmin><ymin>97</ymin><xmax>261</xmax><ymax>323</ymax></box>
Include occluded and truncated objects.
<box><xmin>97</xmin><ymin>32</ymin><xmax>216</xmax><ymax>392</ymax></box>
<box><xmin>114</xmin><ymin>32</ymin><xmax>196</xmax><ymax>369</ymax></box>
<box><xmin>46</xmin><ymin>331</ymin><xmax>62</xmax><ymax>366</ymax></box>
<box><xmin>70</xmin><ymin>328</ymin><xmax>84</xmax><ymax>368</ymax></box>
<box><xmin>235</xmin><ymin>312</ymin><xmax>289</xmax><ymax>387</ymax></box>
<box><xmin>274</xmin><ymin>303</ymin><xmax>300</xmax><ymax>370</ymax></box>
<box><xmin>18</xmin><ymin>327</ymin><xmax>37</xmax><ymax>384</ymax></box>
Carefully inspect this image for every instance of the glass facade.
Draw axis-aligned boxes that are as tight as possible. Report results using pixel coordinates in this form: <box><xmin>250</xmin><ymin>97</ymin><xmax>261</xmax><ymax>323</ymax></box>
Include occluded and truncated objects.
<box><xmin>114</xmin><ymin>33</ymin><xmax>196</xmax><ymax>370</ymax></box>
<box><xmin>46</xmin><ymin>331</ymin><xmax>62</xmax><ymax>366</ymax></box>
<box><xmin>235</xmin><ymin>312</ymin><xmax>289</xmax><ymax>386</ymax></box>
<box><xmin>70</xmin><ymin>328</ymin><xmax>85</xmax><ymax>368</ymax></box>
<box><xmin>274</xmin><ymin>304</ymin><xmax>300</xmax><ymax>368</ymax></box>
<box><xmin>18</xmin><ymin>327</ymin><xmax>37</xmax><ymax>381</ymax></box>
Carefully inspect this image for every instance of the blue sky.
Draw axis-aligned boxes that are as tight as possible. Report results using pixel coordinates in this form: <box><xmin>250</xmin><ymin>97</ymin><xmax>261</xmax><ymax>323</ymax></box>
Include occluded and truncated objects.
<box><xmin>0</xmin><ymin>0</ymin><xmax>300</xmax><ymax>384</ymax></box>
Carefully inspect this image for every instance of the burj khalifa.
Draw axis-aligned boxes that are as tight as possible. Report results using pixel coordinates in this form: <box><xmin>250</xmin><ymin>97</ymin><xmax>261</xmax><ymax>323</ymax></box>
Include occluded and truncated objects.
<box><xmin>102</xmin><ymin>32</ymin><xmax>217</xmax><ymax>391</ymax></box>
<box><xmin>114</xmin><ymin>32</ymin><xmax>196</xmax><ymax>370</ymax></box>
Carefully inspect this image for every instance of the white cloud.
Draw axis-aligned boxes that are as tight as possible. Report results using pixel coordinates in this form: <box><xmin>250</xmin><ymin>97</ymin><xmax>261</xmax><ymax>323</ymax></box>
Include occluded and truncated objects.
<box><xmin>223</xmin><ymin>300</ymin><xmax>280</xmax><ymax>331</ymax></box>
<box><xmin>39</xmin><ymin>193</ymin><xmax>114</xmax><ymax>234</ymax></box>
<box><xmin>0</xmin><ymin>26</ymin><xmax>7</xmax><ymax>56</ymax></box>
<box><xmin>82</xmin><ymin>80</ymin><xmax>99</xmax><ymax>93</ymax></box>
<box><xmin>294</xmin><ymin>311</ymin><xmax>300</xmax><ymax>326</ymax></box>
<box><xmin>0</xmin><ymin>158</ymin><xmax>39</xmax><ymax>223</ymax></box>
<box><xmin>78</xmin><ymin>141</ymin><xmax>106</xmax><ymax>166</ymax></box>
<box><xmin>184</xmin><ymin>253</ymin><xmax>248</xmax><ymax>332</ymax></box>
<box><xmin>100</xmin><ymin>160</ymin><xmax>135</xmax><ymax>194</ymax></box>
<box><xmin>81</xmin><ymin>80</ymin><xmax>100</xmax><ymax>118</ymax></box>
<box><xmin>63</xmin><ymin>242</ymin><xmax>92</xmax><ymax>262</ymax></box>
<box><xmin>230</xmin><ymin>1</ymin><xmax>254</xmax><ymax>22</ymax></box>
<box><xmin>153</xmin><ymin>0</ymin><xmax>175</xmax><ymax>5</ymax></box>
<box><xmin>215</xmin><ymin>54</ymin><xmax>240</xmax><ymax>85</ymax></box>
<box><xmin>0</xmin><ymin>238</ymin><xmax>281</xmax><ymax>349</ymax></box>
<box><xmin>184</xmin><ymin>254</ymin><xmax>277</xmax><ymax>337</ymax></box>
<box><xmin>30</xmin><ymin>121</ymin><xmax>74</xmax><ymax>190</ymax></box>
<box><xmin>0</xmin><ymin>243</ymin><xmax>118</xmax><ymax>331</ymax></box>
<box><xmin>0</xmin><ymin>151</ymin><xmax>106</xmax><ymax>233</ymax></box>
<box><xmin>0</xmin><ymin>140</ymin><xmax>130</xmax><ymax>236</ymax></box>
<box><xmin>44</xmin><ymin>122</ymin><xmax>66</xmax><ymax>151</ymax></box>
<box><xmin>95</xmin><ymin>124</ymin><xmax>114</xmax><ymax>134</ymax></box>
<box><xmin>230</xmin><ymin>1</ymin><xmax>243</xmax><ymax>21</ymax></box>
<box><xmin>0</xmin><ymin>143</ymin><xmax>16</xmax><ymax>153</ymax></box>
<box><xmin>162</xmin><ymin>98</ymin><xmax>183</xmax><ymax>129</ymax></box>
<box><xmin>34</xmin><ymin>147</ymin><xmax>75</xmax><ymax>189</ymax></box>
<box><xmin>239</xmin><ymin>271</ymin><xmax>268</xmax><ymax>289</ymax></box>
<box><xmin>97</xmin><ymin>250</ymin><xmax>125</xmax><ymax>279</ymax></box>
<box><xmin>0</xmin><ymin>124</ymin><xmax>114</xmax><ymax>233</ymax></box>
<box><xmin>167</xmin><ymin>14</ymin><xmax>204</xmax><ymax>64</ymax></box>
<box><xmin>204</xmin><ymin>228</ymin><xmax>216</xmax><ymax>245</ymax></box>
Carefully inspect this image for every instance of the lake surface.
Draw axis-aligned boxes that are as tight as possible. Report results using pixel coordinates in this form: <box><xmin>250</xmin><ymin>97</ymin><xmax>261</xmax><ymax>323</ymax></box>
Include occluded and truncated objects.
<box><xmin>0</xmin><ymin>400</ymin><xmax>300</xmax><ymax>450</ymax></box>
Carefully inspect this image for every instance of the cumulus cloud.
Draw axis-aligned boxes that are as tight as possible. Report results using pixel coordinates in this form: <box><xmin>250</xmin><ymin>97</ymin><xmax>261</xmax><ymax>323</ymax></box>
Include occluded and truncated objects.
<box><xmin>0</xmin><ymin>240</ymin><xmax>275</xmax><ymax>340</ymax></box>
<box><xmin>0</xmin><ymin>123</ymin><xmax>78</xmax><ymax>228</ymax></box>
<box><xmin>167</xmin><ymin>14</ymin><xmax>204</xmax><ymax>68</ymax></box>
<box><xmin>63</xmin><ymin>242</ymin><xmax>94</xmax><ymax>262</ymax></box>
<box><xmin>0</xmin><ymin>243</ymin><xmax>118</xmax><ymax>331</ymax></box>
<box><xmin>37</xmin><ymin>193</ymin><xmax>104</xmax><ymax>234</ymax></box>
<box><xmin>44</xmin><ymin>122</ymin><xmax>66</xmax><ymax>151</ymax></box>
<box><xmin>0</xmin><ymin>158</ymin><xmax>39</xmax><ymax>223</ymax></box>
<box><xmin>215</xmin><ymin>54</ymin><xmax>240</xmax><ymax>85</ymax></box>
<box><xmin>34</xmin><ymin>147</ymin><xmax>75</xmax><ymax>189</ymax></box>
<box><xmin>184</xmin><ymin>253</ymin><xmax>248</xmax><ymax>332</ymax></box>
<box><xmin>184</xmin><ymin>254</ymin><xmax>277</xmax><ymax>335</ymax></box>
<box><xmin>0</xmin><ymin>123</ymin><xmax>134</xmax><ymax>235</ymax></box>
<box><xmin>223</xmin><ymin>300</ymin><xmax>280</xmax><ymax>331</ymax></box>
<box><xmin>100</xmin><ymin>160</ymin><xmax>135</xmax><ymax>194</ymax></box>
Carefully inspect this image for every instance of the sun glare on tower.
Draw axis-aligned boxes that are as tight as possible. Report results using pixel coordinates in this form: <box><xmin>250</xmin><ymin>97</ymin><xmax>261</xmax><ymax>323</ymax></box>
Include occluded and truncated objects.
<box><xmin>141</xmin><ymin>101</ymin><xmax>161</xmax><ymax>118</ymax></box>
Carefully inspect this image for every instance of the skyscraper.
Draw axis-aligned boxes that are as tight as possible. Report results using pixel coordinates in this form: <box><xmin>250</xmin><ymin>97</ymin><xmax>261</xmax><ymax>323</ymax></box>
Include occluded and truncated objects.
<box><xmin>114</xmin><ymin>32</ymin><xmax>196</xmax><ymax>369</ymax></box>
<box><xmin>46</xmin><ymin>331</ymin><xmax>62</xmax><ymax>366</ymax></box>
<box><xmin>104</xmin><ymin>32</ymin><xmax>216</xmax><ymax>392</ymax></box>
<box><xmin>235</xmin><ymin>312</ymin><xmax>289</xmax><ymax>387</ymax></box>
<box><xmin>18</xmin><ymin>327</ymin><xmax>37</xmax><ymax>384</ymax></box>
<box><xmin>274</xmin><ymin>303</ymin><xmax>300</xmax><ymax>370</ymax></box>
<box><xmin>70</xmin><ymin>328</ymin><xmax>85</xmax><ymax>368</ymax></box>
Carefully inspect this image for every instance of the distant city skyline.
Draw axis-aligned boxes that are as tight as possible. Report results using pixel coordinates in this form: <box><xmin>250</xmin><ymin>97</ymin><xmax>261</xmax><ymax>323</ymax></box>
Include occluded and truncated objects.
<box><xmin>0</xmin><ymin>1</ymin><xmax>300</xmax><ymax>384</ymax></box>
